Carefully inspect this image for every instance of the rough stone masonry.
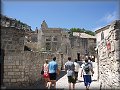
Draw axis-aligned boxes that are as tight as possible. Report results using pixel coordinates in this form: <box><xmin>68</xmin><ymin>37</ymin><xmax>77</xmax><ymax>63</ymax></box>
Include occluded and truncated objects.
<box><xmin>1</xmin><ymin>25</ymin><xmax>63</xmax><ymax>88</ymax></box>
<box><xmin>96</xmin><ymin>20</ymin><xmax>120</xmax><ymax>89</ymax></box>
<box><xmin>0</xmin><ymin>15</ymin><xmax>48</xmax><ymax>88</ymax></box>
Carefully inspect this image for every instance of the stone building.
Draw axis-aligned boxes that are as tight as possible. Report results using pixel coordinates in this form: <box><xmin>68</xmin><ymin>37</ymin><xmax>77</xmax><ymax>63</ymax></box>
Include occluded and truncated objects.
<box><xmin>24</xmin><ymin>27</ymin><xmax>38</xmax><ymax>51</ymax></box>
<box><xmin>38</xmin><ymin>20</ymin><xmax>96</xmax><ymax>61</ymax></box>
<box><xmin>70</xmin><ymin>32</ymin><xmax>96</xmax><ymax>60</ymax></box>
<box><xmin>0</xmin><ymin>15</ymin><xmax>44</xmax><ymax>88</ymax></box>
<box><xmin>1</xmin><ymin>14</ymin><xmax>32</xmax><ymax>31</ymax></box>
<box><xmin>1</xmin><ymin>15</ymin><xmax>27</xmax><ymax>53</ymax></box>
<box><xmin>95</xmin><ymin>20</ymin><xmax>120</xmax><ymax>89</ymax></box>
<box><xmin>38</xmin><ymin>20</ymin><xmax>71</xmax><ymax>53</ymax></box>
<box><xmin>0</xmin><ymin>14</ymin><xmax>39</xmax><ymax>51</ymax></box>
<box><xmin>38</xmin><ymin>20</ymin><xmax>71</xmax><ymax>68</ymax></box>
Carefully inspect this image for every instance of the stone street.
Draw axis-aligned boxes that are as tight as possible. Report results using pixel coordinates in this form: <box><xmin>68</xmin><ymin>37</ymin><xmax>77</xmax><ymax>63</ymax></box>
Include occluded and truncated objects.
<box><xmin>56</xmin><ymin>74</ymin><xmax>100</xmax><ymax>90</ymax></box>
<box><xmin>56</xmin><ymin>62</ymin><xmax>100</xmax><ymax>90</ymax></box>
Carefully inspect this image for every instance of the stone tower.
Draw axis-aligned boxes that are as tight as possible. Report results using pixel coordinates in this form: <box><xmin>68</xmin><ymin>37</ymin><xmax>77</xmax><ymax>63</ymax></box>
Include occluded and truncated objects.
<box><xmin>41</xmin><ymin>20</ymin><xmax>48</xmax><ymax>30</ymax></box>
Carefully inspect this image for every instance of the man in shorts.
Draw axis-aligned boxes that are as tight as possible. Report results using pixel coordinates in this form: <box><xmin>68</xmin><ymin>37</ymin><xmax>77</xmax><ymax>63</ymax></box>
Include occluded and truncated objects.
<box><xmin>81</xmin><ymin>56</ymin><xmax>94</xmax><ymax>90</ymax></box>
<box><xmin>48</xmin><ymin>57</ymin><xmax>59</xmax><ymax>89</ymax></box>
<box><xmin>65</xmin><ymin>57</ymin><xmax>76</xmax><ymax>90</ymax></box>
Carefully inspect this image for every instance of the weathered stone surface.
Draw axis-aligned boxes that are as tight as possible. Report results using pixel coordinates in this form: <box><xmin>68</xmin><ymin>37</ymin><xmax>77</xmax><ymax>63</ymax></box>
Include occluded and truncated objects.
<box><xmin>3</xmin><ymin>79</ymin><xmax>10</xmax><ymax>82</ymax></box>
<box><xmin>8</xmin><ymin>72</ymin><xmax>14</xmax><ymax>75</ymax></box>
<box><xmin>11</xmin><ymin>79</ymin><xmax>17</xmax><ymax>82</ymax></box>
<box><xmin>4</xmin><ymin>75</ymin><xmax>13</xmax><ymax>79</ymax></box>
<box><xmin>14</xmin><ymin>69</ymin><xmax>20</xmax><ymax>71</ymax></box>
<box><xmin>15</xmin><ymin>61</ymin><xmax>19</xmax><ymax>65</ymax></box>
<box><xmin>2</xmin><ymin>51</ymin><xmax>46</xmax><ymax>88</ymax></box>
<box><xmin>7</xmin><ymin>66</ymin><xmax>12</xmax><ymax>68</ymax></box>
<box><xmin>96</xmin><ymin>20</ymin><xmax>120</xmax><ymax>89</ymax></box>
<box><xmin>4</xmin><ymin>69</ymin><xmax>13</xmax><ymax>72</ymax></box>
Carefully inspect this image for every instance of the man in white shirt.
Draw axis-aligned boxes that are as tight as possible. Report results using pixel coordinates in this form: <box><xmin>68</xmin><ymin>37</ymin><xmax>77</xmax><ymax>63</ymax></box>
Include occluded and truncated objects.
<box><xmin>65</xmin><ymin>57</ymin><xmax>76</xmax><ymax>90</ymax></box>
<box><xmin>74</xmin><ymin>59</ymin><xmax>80</xmax><ymax>81</ymax></box>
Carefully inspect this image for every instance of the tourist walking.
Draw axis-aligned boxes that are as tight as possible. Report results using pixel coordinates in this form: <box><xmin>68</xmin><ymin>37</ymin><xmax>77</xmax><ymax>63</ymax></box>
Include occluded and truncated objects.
<box><xmin>43</xmin><ymin>59</ymin><xmax>50</xmax><ymax>88</ymax></box>
<box><xmin>48</xmin><ymin>57</ymin><xmax>59</xmax><ymax>89</ymax></box>
<box><xmin>65</xmin><ymin>57</ymin><xmax>76</xmax><ymax>90</ymax></box>
<box><xmin>74</xmin><ymin>59</ymin><xmax>80</xmax><ymax>81</ymax></box>
<box><xmin>84</xmin><ymin>56</ymin><xmax>93</xmax><ymax>69</ymax></box>
<box><xmin>80</xmin><ymin>56</ymin><xmax>94</xmax><ymax>90</ymax></box>
<box><xmin>88</xmin><ymin>56</ymin><xmax>93</xmax><ymax>67</ymax></box>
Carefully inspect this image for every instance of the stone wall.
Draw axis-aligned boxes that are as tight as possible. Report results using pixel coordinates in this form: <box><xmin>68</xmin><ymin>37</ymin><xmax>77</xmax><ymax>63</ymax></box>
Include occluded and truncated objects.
<box><xmin>1</xmin><ymin>27</ymin><xmax>25</xmax><ymax>53</ymax></box>
<box><xmin>1</xmin><ymin>22</ymin><xmax>44</xmax><ymax>88</ymax></box>
<box><xmin>1</xmin><ymin>27</ymin><xmax>64</xmax><ymax>88</ymax></box>
<box><xmin>3</xmin><ymin>51</ymin><xmax>64</xmax><ymax>88</ymax></box>
<box><xmin>3</xmin><ymin>52</ymin><xmax>25</xmax><ymax>87</ymax></box>
<box><xmin>1</xmin><ymin>14</ymin><xmax>31</xmax><ymax>31</ymax></box>
<box><xmin>97</xmin><ymin>20</ymin><xmax>120</xmax><ymax>89</ymax></box>
<box><xmin>3</xmin><ymin>52</ymin><xmax>44</xmax><ymax>88</ymax></box>
<box><xmin>25</xmin><ymin>42</ymin><xmax>38</xmax><ymax>51</ymax></box>
<box><xmin>1</xmin><ymin>16</ymin><xmax>64</xmax><ymax>88</ymax></box>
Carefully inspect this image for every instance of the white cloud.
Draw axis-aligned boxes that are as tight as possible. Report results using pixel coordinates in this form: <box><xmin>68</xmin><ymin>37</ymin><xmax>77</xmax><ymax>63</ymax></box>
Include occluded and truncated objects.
<box><xmin>93</xmin><ymin>11</ymin><xmax>118</xmax><ymax>31</ymax></box>
<box><xmin>92</xmin><ymin>26</ymin><xmax>103</xmax><ymax>31</ymax></box>
<box><xmin>101</xmin><ymin>11</ymin><xmax>118</xmax><ymax>23</ymax></box>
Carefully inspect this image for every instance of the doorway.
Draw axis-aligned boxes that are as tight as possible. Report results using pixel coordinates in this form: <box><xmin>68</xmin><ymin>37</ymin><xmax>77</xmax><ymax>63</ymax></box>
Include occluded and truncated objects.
<box><xmin>77</xmin><ymin>52</ymin><xmax>80</xmax><ymax>61</ymax></box>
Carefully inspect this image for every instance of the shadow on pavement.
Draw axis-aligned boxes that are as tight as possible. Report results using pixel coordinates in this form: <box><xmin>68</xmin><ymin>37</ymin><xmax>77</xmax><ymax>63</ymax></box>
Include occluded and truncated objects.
<box><xmin>4</xmin><ymin>78</ymin><xmax>47</xmax><ymax>89</ymax></box>
<box><xmin>25</xmin><ymin>78</ymin><xmax>47</xmax><ymax>89</ymax></box>
<box><xmin>56</xmin><ymin>70</ymin><xmax>66</xmax><ymax>81</ymax></box>
<box><xmin>76</xmin><ymin>79</ymin><xmax>98</xmax><ymax>83</ymax></box>
<box><xmin>24</xmin><ymin>70</ymin><xmax>66</xmax><ymax>89</ymax></box>
<box><xmin>76</xmin><ymin>80</ymin><xmax>84</xmax><ymax>83</ymax></box>
<box><xmin>4</xmin><ymin>71</ymin><xmax>66</xmax><ymax>90</ymax></box>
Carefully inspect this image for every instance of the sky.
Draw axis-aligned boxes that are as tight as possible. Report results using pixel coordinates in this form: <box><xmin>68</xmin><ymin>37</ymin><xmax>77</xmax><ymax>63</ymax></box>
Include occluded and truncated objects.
<box><xmin>2</xmin><ymin>0</ymin><xmax>120</xmax><ymax>31</ymax></box>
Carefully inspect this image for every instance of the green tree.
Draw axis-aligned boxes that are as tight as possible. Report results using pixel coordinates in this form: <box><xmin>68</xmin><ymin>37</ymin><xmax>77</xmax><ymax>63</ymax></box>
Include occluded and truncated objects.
<box><xmin>70</xmin><ymin>28</ymin><xmax>95</xmax><ymax>36</ymax></box>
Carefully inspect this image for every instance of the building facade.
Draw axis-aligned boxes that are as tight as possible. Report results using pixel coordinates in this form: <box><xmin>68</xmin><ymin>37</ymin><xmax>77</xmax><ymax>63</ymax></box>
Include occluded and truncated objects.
<box><xmin>38</xmin><ymin>20</ymin><xmax>71</xmax><ymax>54</ymax></box>
<box><xmin>70</xmin><ymin>32</ymin><xmax>96</xmax><ymax>60</ymax></box>
<box><xmin>95</xmin><ymin>20</ymin><xmax>120</xmax><ymax>89</ymax></box>
<box><xmin>38</xmin><ymin>20</ymin><xmax>96</xmax><ymax>61</ymax></box>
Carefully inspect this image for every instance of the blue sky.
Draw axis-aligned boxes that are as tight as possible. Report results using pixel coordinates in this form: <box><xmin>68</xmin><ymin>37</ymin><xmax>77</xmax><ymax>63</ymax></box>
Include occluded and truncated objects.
<box><xmin>2</xmin><ymin>0</ymin><xmax>120</xmax><ymax>31</ymax></box>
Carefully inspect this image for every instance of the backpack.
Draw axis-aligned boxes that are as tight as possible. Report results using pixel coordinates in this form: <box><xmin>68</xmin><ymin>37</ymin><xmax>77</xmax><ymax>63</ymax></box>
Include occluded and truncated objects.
<box><xmin>84</xmin><ymin>63</ymin><xmax>90</xmax><ymax>74</ymax></box>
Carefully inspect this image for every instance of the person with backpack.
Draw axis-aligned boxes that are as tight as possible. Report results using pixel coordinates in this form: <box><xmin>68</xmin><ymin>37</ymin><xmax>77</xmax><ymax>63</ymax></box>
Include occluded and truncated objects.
<box><xmin>65</xmin><ymin>57</ymin><xmax>76</xmax><ymax>90</ymax></box>
<box><xmin>80</xmin><ymin>56</ymin><xmax>94</xmax><ymax>90</ymax></box>
<box><xmin>88</xmin><ymin>56</ymin><xmax>93</xmax><ymax>68</ymax></box>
